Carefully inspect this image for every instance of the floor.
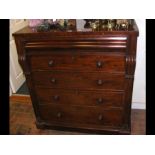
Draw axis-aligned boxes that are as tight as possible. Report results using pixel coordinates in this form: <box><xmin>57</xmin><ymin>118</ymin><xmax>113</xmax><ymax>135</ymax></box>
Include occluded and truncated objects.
<box><xmin>10</xmin><ymin>96</ymin><xmax>146</xmax><ymax>135</ymax></box>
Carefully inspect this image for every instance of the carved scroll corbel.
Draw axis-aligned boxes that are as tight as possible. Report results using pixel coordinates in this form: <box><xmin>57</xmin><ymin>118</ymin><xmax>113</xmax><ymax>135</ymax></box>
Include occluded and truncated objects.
<box><xmin>17</xmin><ymin>39</ymin><xmax>31</xmax><ymax>76</ymax></box>
<box><xmin>18</xmin><ymin>54</ymin><xmax>30</xmax><ymax>76</ymax></box>
<box><xmin>125</xmin><ymin>55</ymin><xmax>136</xmax><ymax>79</ymax></box>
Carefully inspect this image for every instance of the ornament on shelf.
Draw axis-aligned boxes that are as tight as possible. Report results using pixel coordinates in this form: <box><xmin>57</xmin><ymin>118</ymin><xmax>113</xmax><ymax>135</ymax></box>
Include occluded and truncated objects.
<box><xmin>28</xmin><ymin>19</ymin><xmax>44</xmax><ymax>28</ymax></box>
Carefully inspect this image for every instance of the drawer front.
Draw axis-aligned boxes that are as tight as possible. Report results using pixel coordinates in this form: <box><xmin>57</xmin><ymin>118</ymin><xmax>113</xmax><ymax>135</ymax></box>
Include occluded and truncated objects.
<box><xmin>32</xmin><ymin>71</ymin><xmax>125</xmax><ymax>90</ymax></box>
<box><xmin>35</xmin><ymin>87</ymin><xmax>124</xmax><ymax>107</ymax></box>
<box><xmin>28</xmin><ymin>52</ymin><xmax>125</xmax><ymax>72</ymax></box>
<box><xmin>39</xmin><ymin>104</ymin><xmax>123</xmax><ymax>126</ymax></box>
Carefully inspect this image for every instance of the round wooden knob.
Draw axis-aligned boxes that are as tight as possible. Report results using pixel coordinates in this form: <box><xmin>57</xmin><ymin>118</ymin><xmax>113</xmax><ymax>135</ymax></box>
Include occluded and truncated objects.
<box><xmin>97</xmin><ymin>98</ymin><xmax>103</xmax><ymax>104</ymax></box>
<box><xmin>53</xmin><ymin>95</ymin><xmax>60</xmax><ymax>101</ymax></box>
<box><xmin>57</xmin><ymin>112</ymin><xmax>62</xmax><ymax>118</ymax></box>
<box><xmin>51</xmin><ymin>78</ymin><xmax>56</xmax><ymax>83</ymax></box>
<box><xmin>71</xmin><ymin>56</ymin><xmax>76</xmax><ymax>61</ymax></box>
<box><xmin>98</xmin><ymin>114</ymin><xmax>103</xmax><ymax>121</ymax></box>
<box><xmin>48</xmin><ymin>60</ymin><xmax>54</xmax><ymax>67</ymax></box>
<box><xmin>97</xmin><ymin>79</ymin><xmax>103</xmax><ymax>85</ymax></box>
<box><xmin>96</xmin><ymin>61</ymin><xmax>103</xmax><ymax>68</ymax></box>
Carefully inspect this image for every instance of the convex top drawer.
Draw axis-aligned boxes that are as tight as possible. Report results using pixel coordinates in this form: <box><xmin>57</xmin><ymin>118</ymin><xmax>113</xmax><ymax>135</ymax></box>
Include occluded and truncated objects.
<box><xmin>27</xmin><ymin>51</ymin><xmax>125</xmax><ymax>73</ymax></box>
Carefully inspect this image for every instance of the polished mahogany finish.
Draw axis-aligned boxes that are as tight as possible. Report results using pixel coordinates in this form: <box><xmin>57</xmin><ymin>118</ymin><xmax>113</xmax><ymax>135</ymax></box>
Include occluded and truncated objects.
<box><xmin>13</xmin><ymin>20</ymin><xmax>139</xmax><ymax>134</ymax></box>
<box><xmin>34</xmin><ymin>87</ymin><xmax>124</xmax><ymax>107</ymax></box>
<box><xmin>28</xmin><ymin>51</ymin><xmax>125</xmax><ymax>72</ymax></box>
<box><xmin>31</xmin><ymin>71</ymin><xmax>125</xmax><ymax>90</ymax></box>
<box><xmin>39</xmin><ymin>104</ymin><xmax>123</xmax><ymax>126</ymax></box>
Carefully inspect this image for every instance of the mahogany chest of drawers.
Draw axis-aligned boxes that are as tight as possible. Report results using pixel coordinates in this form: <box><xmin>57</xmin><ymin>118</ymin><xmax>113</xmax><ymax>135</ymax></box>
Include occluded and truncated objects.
<box><xmin>13</xmin><ymin>20</ymin><xmax>139</xmax><ymax>134</ymax></box>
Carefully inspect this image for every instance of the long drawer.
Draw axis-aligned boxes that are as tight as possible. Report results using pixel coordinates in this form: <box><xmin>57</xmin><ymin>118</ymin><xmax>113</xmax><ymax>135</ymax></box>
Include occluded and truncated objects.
<box><xmin>28</xmin><ymin>51</ymin><xmax>125</xmax><ymax>72</ymax></box>
<box><xmin>32</xmin><ymin>71</ymin><xmax>125</xmax><ymax>90</ymax></box>
<box><xmin>35</xmin><ymin>87</ymin><xmax>124</xmax><ymax>107</ymax></box>
<box><xmin>39</xmin><ymin>104</ymin><xmax>123</xmax><ymax>127</ymax></box>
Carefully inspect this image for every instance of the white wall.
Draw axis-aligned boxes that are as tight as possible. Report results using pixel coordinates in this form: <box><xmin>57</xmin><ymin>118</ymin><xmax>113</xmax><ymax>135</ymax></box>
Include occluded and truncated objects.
<box><xmin>132</xmin><ymin>19</ymin><xmax>146</xmax><ymax>109</ymax></box>
<box><xmin>10</xmin><ymin>19</ymin><xmax>28</xmax><ymax>94</ymax></box>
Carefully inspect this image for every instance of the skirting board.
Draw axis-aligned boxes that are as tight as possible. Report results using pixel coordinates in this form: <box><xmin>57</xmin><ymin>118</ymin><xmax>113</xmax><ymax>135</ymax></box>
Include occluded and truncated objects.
<box><xmin>132</xmin><ymin>102</ymin><xmax>146</xmax><ymax>109</ymax></box>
